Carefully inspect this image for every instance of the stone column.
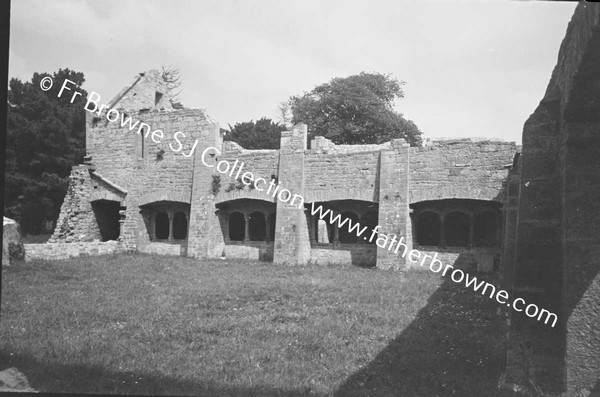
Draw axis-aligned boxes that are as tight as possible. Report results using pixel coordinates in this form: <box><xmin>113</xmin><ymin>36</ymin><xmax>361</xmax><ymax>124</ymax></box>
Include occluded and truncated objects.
<box><xmin>317</xmin><ymin>220</ymin><xmax>329</xmax><ymax>243</ymax></box>
<box><xmin>244</xmin><ymin>213</ymin><xmax>250</xmax><ymax>242</ymax></box>
<box><xmin>168</xmin><ymin>211</ymin><xmax>174</xmax><ymax>242</ymax></box>
<box><xmin>187</xmin><ymin>121</ymin><xmax>225</xmax><ymax>259</ymax></box>
<box><xmin>376</xmin><ymin>139</ymin><xmax>411</xmax><ymax>269</ymax></box>
<box><xmin>273</xmin><ymin>124</ymin><xmax>311</xmax><ymax>265</ymax></box>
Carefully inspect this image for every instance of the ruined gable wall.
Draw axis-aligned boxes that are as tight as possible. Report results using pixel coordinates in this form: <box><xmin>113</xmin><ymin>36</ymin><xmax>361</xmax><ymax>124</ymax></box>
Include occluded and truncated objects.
<box><xmin>88</xmin><ymin>108</ymin><xmax>217</xmax><ymax>248</ymax></box>
<box><xmin>410</xmin><ymin>139</ymin><xmax>516</xmax><ymax>203</ymax></box>
<box><xmin>88</xmin><ymin>109</ymin><xmax>210</xmax><ymax>189</ymax></box>
<box><xmin>111</xmin><ymin>70</ymin><xmax>173</xmax><ymax>111</ymax></box>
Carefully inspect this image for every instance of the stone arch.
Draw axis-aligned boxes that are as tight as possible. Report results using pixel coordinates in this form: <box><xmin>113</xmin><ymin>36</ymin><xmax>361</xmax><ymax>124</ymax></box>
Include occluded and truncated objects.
<box><xmin>89</xmin><ymin>190</ymin><xmax>124</xmax><ymax>204</ymax></box>
<box><xmin>215</xmin><ymin>189</ymin><xmax>276</xmax><ymax>205</ymax></box>
<box><xmin>306</xmin><ymin>189</ymin><xmax>377</xmax><ymax>204</ymax></box>
<box><xmin>138</xmin><ymin>190</ymin><xmax>191</xmax><ymax>207</ymax></box>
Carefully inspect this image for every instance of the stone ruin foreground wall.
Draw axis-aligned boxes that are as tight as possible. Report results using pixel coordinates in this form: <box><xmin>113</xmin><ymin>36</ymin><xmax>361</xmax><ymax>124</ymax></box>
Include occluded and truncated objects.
<box><xmin>506</xmin><ymin>3</ymin><xmax>600</xmax><ymax>395</ymax></box>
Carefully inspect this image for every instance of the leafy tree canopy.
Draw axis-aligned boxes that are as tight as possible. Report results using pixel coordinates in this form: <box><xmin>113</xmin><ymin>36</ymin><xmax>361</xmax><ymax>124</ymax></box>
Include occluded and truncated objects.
<box><xmin>289</xmin><ymin>72</ymin><xmax>422</xmax><ymax>146</ymax></box>
<box><xmin>5</xmin><ymin>69</ymin><xmax>87</xmax><ymax>234</ymax></box>
<box><xmin>224</xmin><ymin>117</ymin><xmax>286</xmax><ymax>150</ymax></box>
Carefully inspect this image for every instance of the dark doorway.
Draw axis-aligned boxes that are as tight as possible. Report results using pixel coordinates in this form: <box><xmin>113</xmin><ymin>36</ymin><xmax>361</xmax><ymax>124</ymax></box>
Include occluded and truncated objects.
<box><xmin>249</xmin><ymin>211</ymin><xmax>266</xmax><ymax>241</ymax></box>
<box><xmin>339</xmin><ymin>212</ymin><xmax>360</xmax><ymax>243</ymax></box>
<box><xmin>173</xmin><ymin>212</ymin><xmax>187</xmax><ymax>240</ymax></box>
<box><xmin>416</xmin><ymin>211</ymin><xmax>441</xmax><ymax>246</ymax></box>
<box><xmin>91</xmin><ymin>200</ymin><xmax>121</xmax><ymax>241</ymax></box>
<box><xmin>474</xmin><ymin>211</ymin><xmax>497</xmax><ymax>247</ymax></box>
<box><xmin>445</xmin><ymin>212</ymin><xmax>470</xmax><ymax>247</ymax></box>
<box><xmin>229</xmin><ymin>212</ymin><xmax>245</xmax><ymax>241</ymax></box>
<box><xmin>361</xmin><ymin>210</ymin><xmax>378</xmax><ymax>245</ymax></box>
<box><xmin>155</xmin><ymin>212</ymin><xmax>169</xmax><ymax>239</ymax></box>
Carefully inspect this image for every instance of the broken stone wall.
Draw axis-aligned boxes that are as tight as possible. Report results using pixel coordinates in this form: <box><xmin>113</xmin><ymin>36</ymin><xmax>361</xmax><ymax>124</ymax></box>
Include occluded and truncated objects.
<box><xmin>89</xmin><ymin>108</ymin><xmax>214</xmax><ymax>251</ymax></box>
<box><xmin>410</xmin><ymin>139</ymin><xmax>516</xmax><ymax>204</ymax></box>
<box><xmin>49</xmin><ymin>166</ymin><xmax>102</xmax><ymax>242</ymax></box>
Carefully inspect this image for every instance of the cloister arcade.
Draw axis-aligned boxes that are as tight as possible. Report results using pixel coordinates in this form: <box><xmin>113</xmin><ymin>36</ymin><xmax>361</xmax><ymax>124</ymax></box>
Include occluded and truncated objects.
<box><xmin>410</xmin><ymin>199</ymin><xmax>502</xmax><ymax>250</ymax></box>
<box><xmin>140</xmin><ymin>200</ymin><xmax>190</xmax><ymax>243</ymax></box>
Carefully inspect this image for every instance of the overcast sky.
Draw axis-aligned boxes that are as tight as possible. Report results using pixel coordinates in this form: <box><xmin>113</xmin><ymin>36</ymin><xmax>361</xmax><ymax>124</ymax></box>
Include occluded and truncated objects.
<box><xmin>9</xmin><ymin>0</ymin><xmax>577</xmax><ymax>144</ymax></box>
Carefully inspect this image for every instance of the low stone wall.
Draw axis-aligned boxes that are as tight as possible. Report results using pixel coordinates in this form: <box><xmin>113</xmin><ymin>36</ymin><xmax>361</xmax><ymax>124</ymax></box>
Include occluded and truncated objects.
<box><xmin>223</xmin><ymin>242</ymin><xmax>274</xmax><ymax>261</ymax></box>
<box><xmin>310</xmin><ymin>244</ymin><xmax>376</xmax><ymax>267</ymax></box>
<box><xmin>407</xmin><ymin>247</ymin><xmax>499</xmax><ymax>272</ymax></box>
<box><xmin>24</xmin><ymin>241</ymin><xmax>124</xmax><ymax>261</ymax></box>
<box><xmin>137</xmin><ymin>242</ymin><xmax>183</xmax><ymax>256</ymax></box>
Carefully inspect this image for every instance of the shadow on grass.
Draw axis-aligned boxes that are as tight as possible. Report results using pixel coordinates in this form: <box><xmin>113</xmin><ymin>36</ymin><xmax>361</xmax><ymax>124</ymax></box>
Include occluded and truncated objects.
<box><xmin>334</xmin><ymin>254</ymin><xmax>515</xmax><ymax>397</ymax></box>
<box><xmin>0</xmin><ymin>351</ymin><xmax>316</xmax><ymax>396</ymax></box>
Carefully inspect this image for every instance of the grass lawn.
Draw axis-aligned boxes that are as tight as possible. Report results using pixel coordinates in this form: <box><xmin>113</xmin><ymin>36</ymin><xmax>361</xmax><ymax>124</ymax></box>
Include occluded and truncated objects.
<box><xmin>0</xmin><ymin>254</ymin><xmax>511</xmax><ymax>396</ymax></box>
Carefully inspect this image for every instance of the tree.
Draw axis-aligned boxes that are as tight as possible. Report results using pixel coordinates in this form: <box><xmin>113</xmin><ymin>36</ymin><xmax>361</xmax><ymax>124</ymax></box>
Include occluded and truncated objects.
<box><xmin>289</xmin><ymin>72</ymin><xmax>422</xmax><ymax>146</ymax></box>
<box><xmin>5</xmin><ymin>69</ymin><xmax>87</xmax><ymax>234</ymax></box>
<box><xmin>276</xmin><ymin>100</ymin><xmax>293</xmax><ymax>128</ymax></box>
<box><xmin>224</xmin><ymin>117</ymin><xmax>287</xmax><ymax>149</ymax></box>
<box><xmin>161</xmin><ymin>64</ymin><xmax>183</xmax><ymax>106</ymax></box>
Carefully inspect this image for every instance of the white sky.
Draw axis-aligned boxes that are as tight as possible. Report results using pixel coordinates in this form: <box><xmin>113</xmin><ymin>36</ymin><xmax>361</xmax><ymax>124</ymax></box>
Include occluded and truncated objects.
<box><xmin>9</xmin><ymin>0</ymin><xmax>578</xmax><ymax>144</ymax></box>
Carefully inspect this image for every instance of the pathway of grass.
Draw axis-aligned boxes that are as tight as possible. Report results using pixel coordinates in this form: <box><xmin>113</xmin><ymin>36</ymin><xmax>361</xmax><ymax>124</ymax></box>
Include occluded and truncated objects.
<box><xmin>0</xmin><ymin>254</ymin><xmax>509</xmax><ymax>396</ymax></box>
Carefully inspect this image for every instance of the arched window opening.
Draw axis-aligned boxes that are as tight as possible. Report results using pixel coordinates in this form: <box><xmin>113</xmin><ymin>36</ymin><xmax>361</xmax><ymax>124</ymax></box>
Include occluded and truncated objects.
<box><xmin>339</xmin><ymin>212</ymin><xmax>360</xmax><ymax>243</ymax></box>
<box><xmin>445</xmin><ymin>212</ymin><xmax>470</xmax><ymax>247</ymax></box>
<box><xmin>361</xmin><ymin>211</ymin><xmax>379</xmax><ymax>244</ymax></box>
<box><xmin>474</xmin><ymin>211</ymin><xmax>497</xmax><ymax>247</ymax></box>
<box><xmin>173</xmin><ymin>212</ymin><xmax>187</xmax><ymax>240</ymax></box>
<box><xmin>155</xmin><ymin>212</ymin><xmax>169</xmax><ymax>239</ymax></box>
<box><xmin>416</xmin><ymin>211</ymin><xmax>441</xmax><ymax>246</ymax></box>
<box><xmin>229</xmin><ymin>212</ymin><xmax>245</xmax><ymax>241</ymax></box>
<box><xmin>249</xmin><ymin>212</ymin><xmax>266</xmax><ymax>241</ymax></box>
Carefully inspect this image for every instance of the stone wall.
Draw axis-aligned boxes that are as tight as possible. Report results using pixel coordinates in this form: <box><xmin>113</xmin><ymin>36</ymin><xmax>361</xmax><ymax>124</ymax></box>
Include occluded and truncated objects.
<box><xmin>137</xmin><ymin>242</ymin><xmax>183</xmax><ymax>256</ymax></box>
<box><xmin>273</xmin><ymin>124</ymin><xmax>311</xmax><ymax>264</ymax></box>
<box><xmin>24</xmin><ymin>241</ymin><xmax>124</xmax><ymax>261</ymax></box>
<box><xmin>310</xmin><ymin>244</ymin><xmax>376</xmax><ymax>267</ymax></box>
<box><xmin>224</xmin><ymin>242</ymin><xmax>274</xmax><ymax>261</ymax></box>
<box><xmin>410</xmin><ymin>139</ymin><xmax>516</xmax><ymax>203</ymax></box>
<box><xmin>49</xmin><ymin>166</ymin><xmax>103</xmax><ymax>243</ymax></box>
<box><xmin>90</xmin><ymin>108</ymin><xmax>215</xmax><ymax>253</ymax></box>
<box><xmin>304</xmin><ymin>150</ymin><xmax>381</xmax><ymax>203</ymax></box>
<box><xmin>506</xmin><ymin>3</ymin><xmax>600</xmax><ymax>395</ymax></box>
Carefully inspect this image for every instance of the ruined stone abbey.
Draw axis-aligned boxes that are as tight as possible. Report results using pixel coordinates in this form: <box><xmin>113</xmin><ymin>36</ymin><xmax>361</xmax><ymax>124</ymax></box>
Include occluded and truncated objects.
<box><xmin>24</xmin><ymin>3</ymin><xmax>599</xmax><ymax>395</ymax></box>
<box><xmin>38</xmin><ymin>66</ymin><xmax>517</xmax><ymax>270</ymax></box>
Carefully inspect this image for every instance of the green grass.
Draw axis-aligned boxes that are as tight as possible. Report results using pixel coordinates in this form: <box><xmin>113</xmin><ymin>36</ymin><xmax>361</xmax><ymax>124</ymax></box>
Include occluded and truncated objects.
<box><xmin>0</xmin><ymin>254</ymin><xmax>510</xmax><ymax>396</ymax></box>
